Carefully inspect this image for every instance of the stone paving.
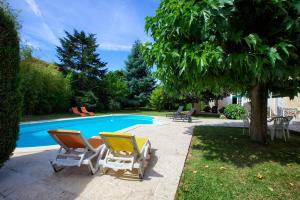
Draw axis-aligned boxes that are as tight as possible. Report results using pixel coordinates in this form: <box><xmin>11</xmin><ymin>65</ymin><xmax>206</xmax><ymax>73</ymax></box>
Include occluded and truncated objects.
<box><xmin>0</xmin><ymin>117</ymin><xmax>298</xmax><ymax>200</ymax></box>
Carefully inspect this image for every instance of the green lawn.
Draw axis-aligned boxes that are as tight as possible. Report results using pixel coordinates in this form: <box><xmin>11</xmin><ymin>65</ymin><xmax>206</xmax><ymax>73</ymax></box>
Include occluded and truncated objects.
<box><xmin>21</xmin><ymin>110</ymin><xmax>220</xmax><ymax>122</ymax></box>
<box><xmin>20</xmin><ymin>110</ymin><xmax>170</xmax><ymax>122</ymax></box>
<box><xmin>176</xmin><ymin>126</ymin><xmax>300</xmax><ymax>200</ymax></box>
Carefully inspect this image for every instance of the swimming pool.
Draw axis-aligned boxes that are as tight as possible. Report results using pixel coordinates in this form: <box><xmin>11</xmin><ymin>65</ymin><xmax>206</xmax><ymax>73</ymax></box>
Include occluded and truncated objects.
<box><xmin>18</xmin><ymin>115</ymin><xmax>153</xmax><ymax>148</ymax></box>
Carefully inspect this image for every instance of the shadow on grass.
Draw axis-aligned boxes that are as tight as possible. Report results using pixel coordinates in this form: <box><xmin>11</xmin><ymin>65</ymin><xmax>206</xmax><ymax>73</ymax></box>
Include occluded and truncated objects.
<box><xmin>192</xmin><ymin>126</ymin><xmax>300</xmax><ymax>168</ymax></box>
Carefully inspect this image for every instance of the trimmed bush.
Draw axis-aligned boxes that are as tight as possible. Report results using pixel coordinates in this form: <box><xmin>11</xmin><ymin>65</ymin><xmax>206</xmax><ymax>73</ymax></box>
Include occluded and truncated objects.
<box><xmin>0</xmin><ymin>5</ymin><xmax>21</xmax><ymax>166</ymax></box>
<box><xmin>219</xmin><ymin>107</ymin><xmax>225</xmax><ymax>114</ymax></box>
<box><xmin>211</xmin><ymin>106</ymin><xmax>218</xmax><ymax>113</ymax></box>
<box><xmin>203</xmin><ymin>106</ymin><xmax>211</xmax><ymax>112</ymax></box>
<box><xmin>150</xmin><ymin>86</ymin><xmax>165</xmax><ymax>111</ymax></box>
<box><xmin>224</xmin><ymin>104</ymin><xmax>246</xmax><ymax>119</ymax></box>
<box><xmin>19</xmin><ymin>58</ymin><xmax>71</xmax><ymax>115</ymax></box>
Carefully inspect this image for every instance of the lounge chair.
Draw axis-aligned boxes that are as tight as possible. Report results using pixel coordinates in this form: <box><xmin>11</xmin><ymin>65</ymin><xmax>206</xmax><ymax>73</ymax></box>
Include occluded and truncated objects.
<box><xmin>81</xmin><ymin>106</ymin><xmax>95</xmax><ymax>116</ymax></box>
<box><xmin>99</xmin><ymin>132</ymin><xmax>151</xmax><ymax>179</ymax></box>
<box><xmin>173</xmin><ymin>108</ymin><xmax>196</xmax><ymax>122</ymax></box>
<box><xmin>48</xmin><ymin>130</ymin><xmax>106</xmax><ymax>174</ymax></box>
<box><xmin>166</xmin><ymin>106</ymin><xmax>184</xmax><ymax>118</ymax></box>
<box><xmin>72</xmin><ymin>107</ymin><xmax>87</xmax><ymax>117</ymax></box>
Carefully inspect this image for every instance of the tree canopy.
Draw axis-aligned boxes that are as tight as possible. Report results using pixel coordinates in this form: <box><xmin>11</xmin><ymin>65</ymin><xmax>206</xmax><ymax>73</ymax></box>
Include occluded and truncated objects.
<box><xmin>125</xmin><ymin>40</ymin><xmax>155</xmax><ymax>107</ymax></box>
<box><xmin>144</xmin><ymin>0</ymin><xmax>300</xmax><ymax>143</ymax></box>
<box><xmin>56</xmin><ymin>30</ymin><xmax>107</xmax><ymax>109</ymax></box>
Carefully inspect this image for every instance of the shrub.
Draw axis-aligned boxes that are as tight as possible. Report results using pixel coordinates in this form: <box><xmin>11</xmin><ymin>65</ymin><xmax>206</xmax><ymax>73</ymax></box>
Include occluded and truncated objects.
<box><xmin>185</xmin><ymin>103</ymin><xmax>193</xmax><ymax>111</ymax></box>
<box><xmin>203</xmin><ymin>106</ymin><xmax>211</xmax><ymax>112</ymax></box>
<box><xmin>19</xmin><ymin>58</ymin><xmax>71</xmax><ymax>115</ymax></box>
<box><xmin>219</xmin><ymin>107</ymin><xmax>225</xmax><ymax>114</ymax></box>
<box><xmin>224</xmin><ymin>104</ymin><xmax>246</xmax><ymax>119</ymax></box>
<box><xmin>211</xmin><ymin>106</ymin><xmax>218</xmax><ymax>113</ymax></box>
<box><xmin>150</xmin><ymin>86</ymin><xmax>165</xmax><ymax>111</ymax></box>
<box><xmin>0</xmin><ymin>4</ymin><xmax>21</xmax><ymax>166</ymax></box>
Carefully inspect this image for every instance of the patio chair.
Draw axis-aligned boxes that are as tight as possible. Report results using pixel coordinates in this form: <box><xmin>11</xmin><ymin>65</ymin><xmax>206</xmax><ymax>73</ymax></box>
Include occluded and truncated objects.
<box><xmin>173</xmin><ymin>108</ymin><xmax>196</xmax><ymax>122</ymax></box>
<box><xmin>48</xmin><ymin>130</ymin><xmax>106</xmax><ymax>174</ymax></box>
<box><xmin>166</xmin><ymin>106</ymin><xmax>184</xmax><ymax>118</ymax></box>
<box><xmin>99</xmin><ymin>132</ymin><xmax>151</xmax><ymax>179</ymax></box>
<box><xmin>284</xmin><ymin>116</ymin><xmax>293</xmax><ymax>138</ymax></box>
<box><xmin>242</xmin><ymin>114</ymin><xmax>250</xmax><ymax>135</ymax></box>
<box><xmin>81</xmin><ymin>106</ymin><xmax>95</xmax><ymax>116</ymax></box>
<box><xmin>71</xmin><ymin>107</ymin><xmax>87</xmax><ymax>117</ymax></box>
<box><xmin>268</xmin><ymin>117</ymin><xmax>289</xmax><ymax>142</ymax></box>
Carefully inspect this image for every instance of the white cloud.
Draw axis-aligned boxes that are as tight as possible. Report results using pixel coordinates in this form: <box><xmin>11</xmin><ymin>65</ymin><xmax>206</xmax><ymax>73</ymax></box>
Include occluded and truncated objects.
<box><xmin>25</xmin><ymin>0</ymin><xmax>42</xmax><ymax>17</ymax></box>
<box><xmin>100</xmin><ymin>43</ymin><xmax>131</xmax><ymax>52</ymax></box>
<box><xmin>41</xmin><ymin>23</ymin><xmax>59</xmax><ymax>45</ymax></box>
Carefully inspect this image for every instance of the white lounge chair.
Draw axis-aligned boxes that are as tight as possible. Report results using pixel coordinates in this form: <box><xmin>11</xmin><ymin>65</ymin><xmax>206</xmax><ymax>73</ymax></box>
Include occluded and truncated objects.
<box><xmin>48</xmin><ymin>130</ymin><xmax>106</xmax><ymax>174</ymax></box>
<box><xmin>99</xmin><ymin>132</ymin><xmax>151</xmax><ymax>179</ymax></box>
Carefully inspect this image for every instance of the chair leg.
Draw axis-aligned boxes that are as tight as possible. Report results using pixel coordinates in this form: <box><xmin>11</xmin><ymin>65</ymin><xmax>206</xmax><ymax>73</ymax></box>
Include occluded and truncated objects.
<box><xmin>271</xmin><ymin>129</ymin><xmax>275</xmax><ymax>141</ymax></box>
<box><xmin>50</xmin><ymin>161</ymin><xmax>64</xmax><ymax>172</ymax></box>
<box><xmin>282</xmin><ymin>129</ymin><xmax>286</xmax><ymax>142</ymax></box>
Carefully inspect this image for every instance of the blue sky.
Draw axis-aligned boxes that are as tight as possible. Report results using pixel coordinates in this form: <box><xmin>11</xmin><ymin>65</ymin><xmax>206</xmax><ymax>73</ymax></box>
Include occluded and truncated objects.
<box><xmin>9</xmin><ymin>0</ymin><xmax>159</xmax><ymax>70</ymax></box>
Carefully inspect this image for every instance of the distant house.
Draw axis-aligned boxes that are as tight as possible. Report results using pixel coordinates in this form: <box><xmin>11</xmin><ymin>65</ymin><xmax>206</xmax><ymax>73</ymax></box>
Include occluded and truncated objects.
<box><xmin>217</xmin><ymin>94</ymin><xmax>300</xmax><ymax>118</ymax></box>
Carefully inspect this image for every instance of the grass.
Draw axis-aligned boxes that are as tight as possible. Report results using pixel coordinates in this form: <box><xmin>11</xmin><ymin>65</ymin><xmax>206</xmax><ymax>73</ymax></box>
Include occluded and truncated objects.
<box><xmin>21</xmin><ymin>110</ymin><xmax>220</xmax><ymax>122</ymax></box>
<box><xmin>176</xmin><ymin>126</ymin><xmax>300</xmax><ymax>200</ymax></box>
<box><xmin>20</xmin><ymin>110</ymin><xmax>170</xmax><ymax>122</ymax></box>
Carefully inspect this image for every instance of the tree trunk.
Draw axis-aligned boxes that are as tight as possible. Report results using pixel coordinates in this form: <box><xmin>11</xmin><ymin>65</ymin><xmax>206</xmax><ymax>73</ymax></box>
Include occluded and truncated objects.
<box><xmin>249</xmin><ymin>84</ymin><xmax>268</xmax><ymax>144</ymax></box>
<box><xmin>193</xmin><ymin>102</ymin><xmax>200</xmax><ymax>114</ymax></box>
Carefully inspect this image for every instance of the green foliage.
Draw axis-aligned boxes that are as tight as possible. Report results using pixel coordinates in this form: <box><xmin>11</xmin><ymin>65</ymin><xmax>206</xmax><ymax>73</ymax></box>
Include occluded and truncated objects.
<box><xmin>19</xmin><ymin>58</ymin><xmax>71</xmax><ymax>115</ymax></box>
<box><xmin>0</xmin><ymin>2</ymin><xmax>21</xmax><ymax>166</ymax></box>
<box><xmin>224</xmin><ymin>104</ymin><xmax>245</xmax><ymax>119</ymax></box>
<box><xmin>150</xmin><ymin>86</ymin><xmax>165</xmax><ymax>111</ymax></box>
<box><xmin>185</xmin><ymin>103</ymin><xmax>192</xmax><ymax>111</ymax></box>
<box><xmin>144</xmin><ymin>0</ymin><xmax>300</xmax><ymax>101</ymax></box>
<box><xmin>75</xmin><ymin>90</ymin><xmax>98</xmax><ymax>110</ymax></box>
<box><xmin>104</xmin><ymin>70</ymin><xmax>128</xmax><ymax>110</ymax></box>
<box><xmin>56</xmin><ymin>29</ymin><xmax>107</xmax><ymax>78</ymax></box>
<box><xmin>56</xmin><ymin>30</ymin><xmax>107</xmax><ymax>109</ymax></box>
<box><xmin>125</xmin><ymin>40</ymin><xmax>155</xmax><ymax>107</ymax></box>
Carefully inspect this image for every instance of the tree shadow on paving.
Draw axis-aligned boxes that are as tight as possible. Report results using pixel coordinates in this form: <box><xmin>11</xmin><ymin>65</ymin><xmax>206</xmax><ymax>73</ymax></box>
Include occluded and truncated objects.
<box><xmin>192</xmin><ymin>126</ymin><xmax>300</xmax><ymax>168</ymax></box>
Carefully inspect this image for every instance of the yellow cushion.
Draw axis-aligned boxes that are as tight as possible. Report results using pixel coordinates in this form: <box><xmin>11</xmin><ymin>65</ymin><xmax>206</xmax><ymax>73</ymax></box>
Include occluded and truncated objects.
<box><xmin>100</xmin><ymin>132</ymin><xmax>148</xmax><ymax>153</ymax></box>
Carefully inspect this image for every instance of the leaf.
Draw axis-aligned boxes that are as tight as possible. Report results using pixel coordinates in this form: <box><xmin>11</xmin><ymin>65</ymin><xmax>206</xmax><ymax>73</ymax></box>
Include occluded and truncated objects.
<box><xmin>268</xmin><ymin>187</ymin><xmax>274</xmax><ymax>192</ymax></box>
<box><xmin>268</xmin><ymin>47</ymin><xmax>281</xmax><ymax>66</ymax></box>
<box><xmin>256</xmin><ymin>173</ymin><xmax>263</xmax><ymax>179</ymax></box>
<box><xmin>220</xmin><ymin>166</ymin><xmax>226</xmax><ymax>170</ymax></box>
<box><xmin>244</xmin><ymin>34</ymin><xmax>259</xmax><ymax>50</ymax></box>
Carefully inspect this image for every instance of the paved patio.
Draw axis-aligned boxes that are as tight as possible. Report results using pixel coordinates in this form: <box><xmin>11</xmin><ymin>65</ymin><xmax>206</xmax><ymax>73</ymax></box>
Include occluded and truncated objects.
<box><xmin>0</xmin><ymin>117</ymin><xmax>298</xmax><ymax>200</ymax></box>
<box><xmin>0</xmin><ymin>117</ymin><xmax>196</xmax><ymax>200</ymax></box>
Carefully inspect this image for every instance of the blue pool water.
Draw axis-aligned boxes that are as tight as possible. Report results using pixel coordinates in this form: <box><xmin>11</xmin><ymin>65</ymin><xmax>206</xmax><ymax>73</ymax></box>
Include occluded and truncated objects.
<box><xmin>18</xmin><ymin>115</ymin><xmax>153</xmax><ymax>148</ymax></box>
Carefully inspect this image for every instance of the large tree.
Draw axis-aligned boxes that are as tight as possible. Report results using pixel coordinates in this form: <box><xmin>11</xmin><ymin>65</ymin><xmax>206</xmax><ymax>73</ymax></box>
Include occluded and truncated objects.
<box><xmin>144</xmin><ymin>0</ymin><xmax>300</xmax><ymax>143</ymax></box>
<box><xmin>125</xmin><ymin>40</ymin><xmax>155</xmax><ymax>107</ymax></box>
<box><xmin>0</xmin><ymin>1</ymin><xmax>21</xmax><ymax>166</ymax></box>
<box><xmin>56</xmin><ymin>30</ymin><xmax>107</xmax><ymax>108</ymax></box>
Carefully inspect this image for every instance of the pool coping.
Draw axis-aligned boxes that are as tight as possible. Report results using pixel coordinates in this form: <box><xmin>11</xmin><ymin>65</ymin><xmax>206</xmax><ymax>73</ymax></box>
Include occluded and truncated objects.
<box><xmin>15</xmin><ymin>115</ymin><xmax>167</xmax><ymax>153</ymax></box>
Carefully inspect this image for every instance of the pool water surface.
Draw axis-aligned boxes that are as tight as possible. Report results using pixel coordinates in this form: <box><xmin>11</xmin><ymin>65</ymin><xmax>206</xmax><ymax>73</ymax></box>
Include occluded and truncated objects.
<box><xmin>18</xmin><ymin>115</ymin><xmax>153</xmax><ymax>148</ymax></box>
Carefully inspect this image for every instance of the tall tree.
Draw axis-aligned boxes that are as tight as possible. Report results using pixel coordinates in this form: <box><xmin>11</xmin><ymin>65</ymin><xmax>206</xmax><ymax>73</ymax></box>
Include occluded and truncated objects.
<box><xmin>0</xmin><ymin>0</ymin><xmax>21</xmax><ymax>166</ymax></box>
<box><xmin>125</xmin><ymin>40</ymin><xmax>155</xmax><ymax>107</ymax></box>
<box><xmin>56</xmin><ymin>30</ymin><xmax>107</xmax><ymax>108</ymax></box>
<box><xmin>144</xmin><ymin>0</ymin><xmax>300</xmax><ymax>143</ymax></box>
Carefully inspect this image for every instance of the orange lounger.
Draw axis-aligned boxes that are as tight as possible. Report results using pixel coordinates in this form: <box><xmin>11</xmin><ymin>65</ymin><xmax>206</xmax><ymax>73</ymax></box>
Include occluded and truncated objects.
<box><xmin>48</xmin><ymin>130</ymin><xmax>106</xmax><ymax>174</ymax></box>
<box><xmin>72</xmin><ymin>107</ymin><xmax>87</xmax><ymax>117</ymax></box>
<box><xmin>81</xmin><ymin>106</ymin><xmax>95</xmax><ymax>116</ymax></box>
